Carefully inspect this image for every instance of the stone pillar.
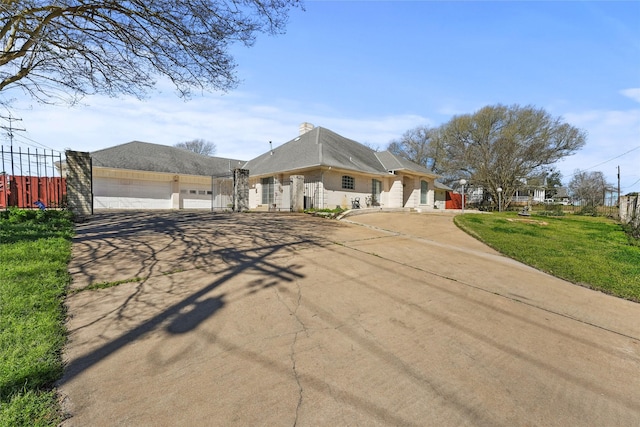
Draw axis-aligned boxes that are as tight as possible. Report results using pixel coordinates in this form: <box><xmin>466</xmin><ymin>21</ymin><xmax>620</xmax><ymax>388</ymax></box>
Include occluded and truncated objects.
<box><xmin>290</xmin><ymin>175</ymin><xmax>305</xmax><ymax>212</ymax></box>
<box><xmin>233</xmin><ymin>169</ymin><xmax>249</xmax><ymax>212</ymax></box>
<box><xmin>65</xmin><ymin>150</ymin><xmax>93</xmax><ymax>219</ymax></box>
<box><xmin>620</xmin><ymin>194</ymin><xmax>639</xmax><ymax>227</ymax></box>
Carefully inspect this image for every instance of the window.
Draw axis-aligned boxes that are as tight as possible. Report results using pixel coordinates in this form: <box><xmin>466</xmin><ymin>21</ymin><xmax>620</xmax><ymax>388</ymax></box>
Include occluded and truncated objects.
<box><xmin>189</xmin><ymin>190</ymin><xmax>196</xmax><ymax>194</ymax></box>
<box><xmin>371</xmin><ymin>179</ymin><xmax>381</xmax><ymax>206</ymax></box>
<box><xmin>342</xmin><ymin>175</ymin><xmax>355</xmax><ymax>190</ymax></box>
<box><xmin>420</xmin><ymin>180</ymin><xmax>428</xmax><ymax>204</ymax></box>
<box><xmin>198</xmin><ymin>190</ymin><xmax>206</xmax><ymax>195</ymax></box>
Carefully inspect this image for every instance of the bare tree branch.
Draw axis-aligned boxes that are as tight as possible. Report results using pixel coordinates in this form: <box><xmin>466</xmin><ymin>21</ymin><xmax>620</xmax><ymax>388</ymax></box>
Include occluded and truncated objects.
<box><xmin>568</xmin><ymin>170</ymin><xmax>611</xmax><ymax>207</ymax></box>
<box><xmin>174</xmin><ymin>139</ymin><xmax>216</xmax><ymax>156</ymax></box>
<box><xmin>0</xmin><ymin>0</ymin><xmax>302</xmax><ymax>103</ymax></box>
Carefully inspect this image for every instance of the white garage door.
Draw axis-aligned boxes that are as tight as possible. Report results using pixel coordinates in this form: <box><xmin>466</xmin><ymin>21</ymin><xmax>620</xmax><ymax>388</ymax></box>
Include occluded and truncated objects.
<box><xmin>94</xmin><ymin>178</ymin><xmax>172</xmax><ymax>209</ymax></box>
<box><xmin>181</xmin><ymin>186</ymin><xmax>212</xmax><ymax>209</ymax></box>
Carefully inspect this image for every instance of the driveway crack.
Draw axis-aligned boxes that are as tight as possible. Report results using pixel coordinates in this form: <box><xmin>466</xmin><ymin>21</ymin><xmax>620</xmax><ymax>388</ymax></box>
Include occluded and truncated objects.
<box><xmin>275</xmin><ymin>281</ymin><xmax>307</xmax><ymax>426</ymax></box>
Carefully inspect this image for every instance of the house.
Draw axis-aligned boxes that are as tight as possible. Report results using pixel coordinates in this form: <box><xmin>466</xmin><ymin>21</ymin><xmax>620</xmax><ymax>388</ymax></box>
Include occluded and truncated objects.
<box><xmin>243</xmin><ymin>124</ymin><xmax>439</xmax><ymax>211</ymax></box>
<box><xmin>90</xmin><ymin>141</ymin><xmax>244</xmax><ymax>209</ymax></box>
<box><xmin>464</xmin><ymin>179</ymin><xmax>546</xmax><ymax>208</ymax></box>
<box><xmin>80</xmin><ymin>124</ymin><xmax>440</xmax><ymax>212</ymax></box>
<box><xmin>552</xmin><ymin>187</ymin><xmax>571</xmax><ymax>205</ymax></box>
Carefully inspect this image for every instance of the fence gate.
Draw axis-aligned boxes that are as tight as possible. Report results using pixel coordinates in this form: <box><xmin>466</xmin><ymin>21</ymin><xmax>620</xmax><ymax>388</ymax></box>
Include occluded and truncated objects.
<box><xmin>211</xmin><ymin>174</ymin><xmax>234</xmax><ymax>211</ymax></box>
<box><xmin>304</xmin><ymin>178</ymin><xmax>324</xmax><ymax>210</ymax></box>
<box><xmin>1</xmin><ymin>145</ymin><xmax>66</xmax><ymax>209</ymax></box>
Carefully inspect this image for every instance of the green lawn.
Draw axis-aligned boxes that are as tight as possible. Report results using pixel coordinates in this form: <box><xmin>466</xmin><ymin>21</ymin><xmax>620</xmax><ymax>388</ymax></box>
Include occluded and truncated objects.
<box><xmin>455</xmin><ymin>212</ymin><xmax>640</xmax><ymax>302</ymax></box>
<box><xmin>0</xmin><ymin>209</ymin><xmax>74</xmax><ymax>426</ymax></box>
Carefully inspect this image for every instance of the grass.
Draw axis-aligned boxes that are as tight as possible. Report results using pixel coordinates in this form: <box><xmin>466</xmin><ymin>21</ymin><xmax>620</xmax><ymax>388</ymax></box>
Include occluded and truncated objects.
<box><xmin>455</xmin><ymin>212</ymin><xmax>640</xmax><ymax>302</ymax></box>
<box><xmin>0</xmin><ymin>209</ymin><xmax>74</xmax><ymax>426</ymax></box>
<box><xmin>70</xmin><ymin>276</ymin><xmax>144</xmax><ymax>294</ymax></box>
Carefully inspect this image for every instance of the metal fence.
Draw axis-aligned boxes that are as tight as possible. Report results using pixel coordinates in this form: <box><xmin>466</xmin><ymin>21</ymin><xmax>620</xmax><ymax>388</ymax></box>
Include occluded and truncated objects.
<box><xmin>210</xmin><ymin>175</ymin><xmax>234</xmax><ymax>211</ymax></box>
<box><xmin>1</xmin><ymin>145</ymin><xmax>66</xmax><ymax>209</ymax></box>
<box><xmin>304</xmin><ymin>178</ymin><xmax>324</xmax><ymax>210</ymax></box>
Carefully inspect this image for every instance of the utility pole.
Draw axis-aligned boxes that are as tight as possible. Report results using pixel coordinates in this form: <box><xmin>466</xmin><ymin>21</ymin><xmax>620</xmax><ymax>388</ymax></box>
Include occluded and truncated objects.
<box><xmin>617</xmin><ymin>165</ymin><xmax>621</xmax><ymax>207</ymax></box>
<box><xmin>0</xmin><ymin>113</ymin><xmax>26</xmax><ymax>177</ymax></box>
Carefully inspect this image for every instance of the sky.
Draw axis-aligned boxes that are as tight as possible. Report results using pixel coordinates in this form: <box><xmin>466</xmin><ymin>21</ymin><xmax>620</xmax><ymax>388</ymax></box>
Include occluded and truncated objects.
<box><xmin>1</xmin><ymin>1</ymin><xmax>639</xmax><ymax>192</ymax></box>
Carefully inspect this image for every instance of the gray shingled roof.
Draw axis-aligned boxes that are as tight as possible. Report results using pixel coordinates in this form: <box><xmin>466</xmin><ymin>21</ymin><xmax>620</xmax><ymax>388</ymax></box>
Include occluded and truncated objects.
<box><xmin>434</xmin><ymin>181</ymin><xmax>453</xmax><ymax>191</ymax></box>
<box><xmin>91</xmin><ymin>141</ymin><xmax>246</xmax><ymax>177</ymax></box>
<box><xmin>243</xmin><ymin>127</ymin><xmax>437</xmax><ymax>178</ymax></box>
<box><xmin>555</xmin><ymin>187</ymin><xmax>569</xmax><ymax>198</ymax></box>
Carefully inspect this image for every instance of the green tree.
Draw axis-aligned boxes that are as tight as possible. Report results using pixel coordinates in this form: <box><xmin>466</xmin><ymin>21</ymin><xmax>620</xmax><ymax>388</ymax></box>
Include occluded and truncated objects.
<box><xmin>435</xmin><ymin>104</ymin><xmax>586</xmax><ymax>209</ymax></box>
<box><xmin>545</xmin><ymin>169</ymin><xmax>563</xmax><ymax>199</ymax></box>
<box><xmin>1</xmin><ymin>0</ymin><xmax>300</xmax><ymax>104</ymax></box>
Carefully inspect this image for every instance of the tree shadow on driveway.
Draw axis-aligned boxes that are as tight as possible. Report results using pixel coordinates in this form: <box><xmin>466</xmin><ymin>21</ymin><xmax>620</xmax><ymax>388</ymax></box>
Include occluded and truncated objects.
<box><xmin>60</xmin><ymin>211</ymin><xmax>340</xmax><ymax>387</ymax></box>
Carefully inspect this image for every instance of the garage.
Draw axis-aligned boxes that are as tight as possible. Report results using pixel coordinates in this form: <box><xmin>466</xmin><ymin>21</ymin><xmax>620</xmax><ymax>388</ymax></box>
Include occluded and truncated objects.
<box><xmin>94</xmin><ymin>177</ymin><xmax>172</xmax><ymax>209</ymax></box>
<box><xmin>89</xmin><ymin>141</ymin><xmax>245</xmax><ymax>211</ymax></box>
<box><xmin>180</xmin><ymin>185</ymin><xmax>212</xmax><ymax>209</ymax></box>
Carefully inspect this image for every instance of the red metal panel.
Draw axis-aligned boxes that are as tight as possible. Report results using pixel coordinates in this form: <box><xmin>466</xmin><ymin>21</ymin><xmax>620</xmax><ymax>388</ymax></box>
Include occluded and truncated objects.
<box><xmin>0</xmin><ymin>175</ymin><xmax>7</xmax><ymax>208</ymax></box>
<box><xmin>445</xmin><ymin>191</ymin><xmax>462</xmax><ymax>209</ymax></box>
<box><xmin>1</xmin><ymin>176</ymin><xmax>67</xmax><ymax>208</ymax></box>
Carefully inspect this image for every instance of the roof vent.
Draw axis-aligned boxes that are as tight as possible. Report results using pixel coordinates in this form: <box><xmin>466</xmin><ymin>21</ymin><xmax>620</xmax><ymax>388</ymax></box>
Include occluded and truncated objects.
<box><xmin>299</xmin><ymin>122</ymin><xmax>314</xmax><ymax>135</ymax></box>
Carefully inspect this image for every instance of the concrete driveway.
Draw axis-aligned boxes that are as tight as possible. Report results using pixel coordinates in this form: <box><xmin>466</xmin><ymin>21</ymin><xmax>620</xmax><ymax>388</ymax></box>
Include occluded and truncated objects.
<box><xmin>59</xmin><ymin>211</ymin><xmax>640</xmax><ymax>426</ymax></box>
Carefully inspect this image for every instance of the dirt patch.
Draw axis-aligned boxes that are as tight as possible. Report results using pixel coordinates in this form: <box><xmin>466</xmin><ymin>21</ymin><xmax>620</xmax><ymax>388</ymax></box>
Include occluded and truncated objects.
<box><xmin>506</xmin><ymin>218</ymin><xmax>549</xmax><ymax>226</ymax></box>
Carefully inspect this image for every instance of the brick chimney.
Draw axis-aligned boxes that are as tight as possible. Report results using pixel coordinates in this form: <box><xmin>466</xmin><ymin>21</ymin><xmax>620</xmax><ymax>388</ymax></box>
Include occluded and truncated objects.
<box><xmin>299</xmin><ymin>122</ymin><xmax>314</xmax><ymax>135</ymax></box>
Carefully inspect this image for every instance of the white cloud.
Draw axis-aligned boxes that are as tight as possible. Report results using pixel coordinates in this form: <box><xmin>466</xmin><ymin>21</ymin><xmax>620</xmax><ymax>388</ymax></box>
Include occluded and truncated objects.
<box><xmin>557</xmin><ymin>108</ymin><xmax>640</xmax><ymax>191</ymax></box>
<box><xmin>4</xmin><ymin>89</ymin><xmax>432</xmax><ymax>162</ymax></box>
<box><xmin>620</xmin><ymin>88</ymin><xmax>640</xmax><ymax>103</ymax></box>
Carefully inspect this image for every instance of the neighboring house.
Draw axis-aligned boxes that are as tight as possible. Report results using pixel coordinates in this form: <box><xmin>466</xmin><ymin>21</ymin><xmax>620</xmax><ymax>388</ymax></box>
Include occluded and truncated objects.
<box><xmin>91</xmin><ymin>141</ymin><xmax>244</xmax><ymax>209</ymax></box>
<box><xmin>552</xmin><ymin>187</ymin><xmax>571</xmax><ymax>205</ymax></box>
<box><xmin>465</xmin><ymin>180</ymin><xmax>546</xmax><ymax>207</ymax></box>
<box><xmin>243</xmin><ymin>125</ymin><xmax>439</xmax><ymax>211</ymax></box>
<box><xmin>466</xmin><ymin>186</ymin><xmax>485</xmax><ymax>204</ymax></box>
<box><xmin>512</xmin><ymin>186</ymin><xmax>545</xmax><ymax>204</ymax></box>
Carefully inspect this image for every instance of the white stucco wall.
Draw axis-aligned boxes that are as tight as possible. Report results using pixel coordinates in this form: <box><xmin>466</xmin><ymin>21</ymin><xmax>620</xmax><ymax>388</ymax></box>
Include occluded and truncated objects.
<box><xmin>248</xmin><ymin>170</ymin><xmax>437</xmax><ymax>211</ymax></box>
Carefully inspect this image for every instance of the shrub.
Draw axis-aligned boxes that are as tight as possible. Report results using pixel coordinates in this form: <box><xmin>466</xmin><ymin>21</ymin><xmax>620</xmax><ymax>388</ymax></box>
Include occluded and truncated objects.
<box><xmin>621</xmin><ymin>215</ymin><xmax>640</xmax><ymax>245</ymax></box>
<box><xmin>577</xmin><ymin>205</ymin><xmax>598</xmax><ymax>216</ymax></box>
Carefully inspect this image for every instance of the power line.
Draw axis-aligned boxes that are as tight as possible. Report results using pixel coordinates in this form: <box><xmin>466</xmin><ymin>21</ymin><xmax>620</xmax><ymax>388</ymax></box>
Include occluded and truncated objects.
<box><xmin>0</xmin><ymin>113</ymin><xmax>26</xmax><ymax>176</ymax></box>
<box><xmin>13</xmin><ymin>132</ymin><xmax>59</xmax><ymax>152</ymax></box>
<box><xmin>577</xmin><ymin>145</ymin><xmax>640</xmax><ymax>174</ymax></box>
<box><xmin>0</xmin><ymin>109</ymin><xmax>62</xmax><ymax>153</ymax></box>
<box><xmin>0</xmin><ymin>113</ymin><xmax>26</xmax><ymax>146</ymax></box>
<box><xmin>622</xmin><ymin>177</ymin><xmax>640</xmax><ymax>190</ymax></box>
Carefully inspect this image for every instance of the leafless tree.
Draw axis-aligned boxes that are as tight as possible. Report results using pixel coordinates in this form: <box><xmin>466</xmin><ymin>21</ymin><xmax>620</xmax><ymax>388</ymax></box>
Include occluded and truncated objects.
<box><xmin>361</xmin><ymin>141</ymin><xmax>380</xmax><ymax>152</ymax></box>
<box><xmin>174</xmin><ymin>139</ymin><xmax>216</xmax><ymax>156</ymax></box>
<box><xmin>435</xmin><ymin>104</ymin><xmax>586</xmax><ymax>209</ymax></box>
<box><xmin>568</xmin><ymin>170</ymin><xmax>610</xmax><ymax>207</ymax></box>
<box><xmin>0</xmin><ymin>0</ymin><xmax>301</xmax><ymax>104</ymax></box>
<box><xmin>388</xmin><ymin>126</ymin><xmax>442</xmax><ymax>171</ymax></box>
